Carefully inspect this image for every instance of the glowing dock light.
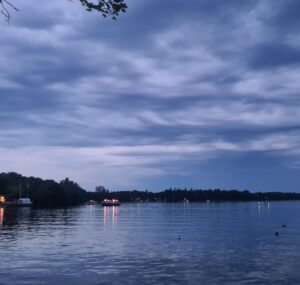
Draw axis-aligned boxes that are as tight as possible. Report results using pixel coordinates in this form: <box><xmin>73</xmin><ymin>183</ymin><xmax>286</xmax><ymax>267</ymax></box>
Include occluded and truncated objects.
<box><xmin>0</xmin><ymin>196</ymin><xmax>5</xmax><ymax>204</ymax></box>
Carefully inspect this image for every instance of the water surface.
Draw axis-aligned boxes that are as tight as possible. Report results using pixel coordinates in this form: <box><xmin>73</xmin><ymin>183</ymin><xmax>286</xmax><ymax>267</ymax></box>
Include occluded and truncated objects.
<box><xmin>0</xmin><ymin>202</ymin><xmax>299</xmax><ymax>284</ymax></box>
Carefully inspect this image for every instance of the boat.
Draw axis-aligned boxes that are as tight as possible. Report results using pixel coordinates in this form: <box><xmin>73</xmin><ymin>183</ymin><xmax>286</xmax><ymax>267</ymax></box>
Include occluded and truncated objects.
<box><xmin>85</xmin><ymin>199</ymin><xmax>96</xmax><ymax>205</ymax></box>
<box><xmin>102</xmin><ymin>199</ymin><xmax>120</xmax><ymax>206</ymax></box>
<box><xmin>5</xmin><ymin>185</ymin><xmax>33</xmax><ymax>207</ymax></box>
<box><xmin>257</xmin><ymin>201</ymin><xmax>269</xmax><ymax>208</ymax></box>
<box><xmin>5</xmin><ymin>198</ymin><xmax>33</xmax><ymax>207</ymax></box>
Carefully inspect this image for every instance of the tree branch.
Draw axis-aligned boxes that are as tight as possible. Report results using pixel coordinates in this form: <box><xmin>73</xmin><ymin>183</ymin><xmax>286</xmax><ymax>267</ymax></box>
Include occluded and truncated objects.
<box><xmin>78</xmin><ymin>0</ymin><xmax>127</xmax><ymax>20</ymax></box>
<box><xmin>0</xmin><ymin>0</ymin><xmax>127</xmax><ymax>23</ymax></box>
<box><xmin>0</xmin><ymin>0</ymin><xmax>19</xmax><ymax>23</ymax></box>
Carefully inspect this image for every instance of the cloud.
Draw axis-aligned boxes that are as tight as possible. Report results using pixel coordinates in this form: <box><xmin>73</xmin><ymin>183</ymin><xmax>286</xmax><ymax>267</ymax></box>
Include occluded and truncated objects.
<box><xmin>1</xmin><ymin>0</ymin><xmax>300</xmax><ymax>191</ymax></box>
<box><xmin>248</xmin><ymin>42</ymin><xmax>300</xmax><ymax>70</ymax></box>
<box><xmin>1</xmin><ymin>129</ymin><xmax>300</xmax><ymax>190</ymax></box>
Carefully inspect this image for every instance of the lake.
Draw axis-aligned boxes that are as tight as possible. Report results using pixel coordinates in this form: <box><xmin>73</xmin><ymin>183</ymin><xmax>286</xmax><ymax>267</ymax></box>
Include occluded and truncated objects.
<box><xmin>0</xmin><ymin>201</ymin><xmax>300</xmax><ymax>284</ymax></box>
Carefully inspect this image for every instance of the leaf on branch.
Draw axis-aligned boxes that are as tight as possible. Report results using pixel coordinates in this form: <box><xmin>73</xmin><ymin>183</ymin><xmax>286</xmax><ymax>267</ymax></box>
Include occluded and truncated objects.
<box><xmin>78</xmin><ymin>0</ymin><xmax>127</xmax><ymax>19</ymax></box>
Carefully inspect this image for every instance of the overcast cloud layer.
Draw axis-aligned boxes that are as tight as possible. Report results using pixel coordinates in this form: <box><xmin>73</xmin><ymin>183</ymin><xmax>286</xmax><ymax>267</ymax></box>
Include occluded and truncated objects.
<box><xmin>1</xmin><ymin>0</ymin><xmax>300</xmax><ymax>191</ymax></box>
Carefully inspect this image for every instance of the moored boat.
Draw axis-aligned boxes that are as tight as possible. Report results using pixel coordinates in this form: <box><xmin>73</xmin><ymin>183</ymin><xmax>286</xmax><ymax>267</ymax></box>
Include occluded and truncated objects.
<box><xmin>85</xmin><ymin>199</ymin><xmax>96</xmax><ymax>205</ymax></box>
<box><xmin>5</xmin><ymin>198</ymin><xmax>33</xmax><ymax>207</ymax></box>
<box><xmin>4</xmin><ymin>185</ymin><xmax>33</xmax><ymax>207</ymax></box>
<box><xmin>102</xmin><ymin>199</ymin><xmax>120</xmax><ymax>206</ymax></box>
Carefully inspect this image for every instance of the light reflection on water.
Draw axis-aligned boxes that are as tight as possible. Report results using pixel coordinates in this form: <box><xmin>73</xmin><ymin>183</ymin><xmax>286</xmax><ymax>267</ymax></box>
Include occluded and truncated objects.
<box><xmin>0</xmin><ymin>202</ymin><xmax>300</xmax><ymax>284</ymax></box>
<box><xmin>0</xmin><ymin>207</ymin><xmax>3</xmax><ymax>227</ymax></box>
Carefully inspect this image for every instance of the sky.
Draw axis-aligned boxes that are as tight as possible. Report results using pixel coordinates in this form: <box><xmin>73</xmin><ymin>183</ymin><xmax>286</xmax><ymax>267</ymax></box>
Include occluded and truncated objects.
<box><xmin>1</xmin><ymin>0</ymin><xmax>300</xmax><ymax>192</ymax></box>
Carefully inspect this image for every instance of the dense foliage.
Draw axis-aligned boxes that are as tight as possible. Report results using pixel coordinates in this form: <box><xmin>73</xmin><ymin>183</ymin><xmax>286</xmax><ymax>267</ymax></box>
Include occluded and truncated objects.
<box><xmin>87</xmin><ymin>188</ymin><xmax>300</xmax><ymax>202</ymax></box>
<box><xmin>1</xmin><ymin>172</ymin><xmax>300</xmax><ymax>208</ymax></box>
<box><xmin>79</xmin><ymin>0</ymin><xmax>127</xmax><ymax>19</ymax></box>
<box><xmin>0</xmin><ymin>172</ymin><xmax>87</xmax><ymax>207</ymax></box>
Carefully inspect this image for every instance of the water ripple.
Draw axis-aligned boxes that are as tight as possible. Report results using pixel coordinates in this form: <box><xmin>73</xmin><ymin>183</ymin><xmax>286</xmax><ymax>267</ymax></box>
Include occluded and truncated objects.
<box><xmin>0</xmin><ymin>202</ymin><xmax>300</xmax><ymax>284</ymax></box>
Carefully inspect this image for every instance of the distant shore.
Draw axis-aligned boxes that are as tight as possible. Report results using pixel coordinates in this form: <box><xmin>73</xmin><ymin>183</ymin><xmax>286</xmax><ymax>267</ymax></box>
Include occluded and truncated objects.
<box><xmin>88</xmin><ymin>188</ymin><xmax>300</xmax><ymax>204</ymax></box>
<box><xmin>1</xmin><ymin>172</ymin><xmax>300</xmax><ymax>208</ymax></box>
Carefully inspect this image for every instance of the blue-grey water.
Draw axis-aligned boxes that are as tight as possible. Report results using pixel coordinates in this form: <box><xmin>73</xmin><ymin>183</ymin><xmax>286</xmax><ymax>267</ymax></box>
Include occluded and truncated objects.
<box><xmin>0</xmin><ymin>202</ymin><xmax>300</xmax><ymax>285</ymax></box>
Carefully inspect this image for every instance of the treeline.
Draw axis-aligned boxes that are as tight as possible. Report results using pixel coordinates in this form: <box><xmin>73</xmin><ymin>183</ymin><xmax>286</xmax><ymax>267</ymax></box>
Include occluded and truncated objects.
<box><xmin>87</xmin><ymin>188</ymin><xmax>300</xmax><ymax>202</ymax></box>
<box><xmin>1</xmin><ymin>172</ymin><xmax>300</xmax><ymax>208</ymax></box>
<box><xmin>0</xmin><ymin>172</ymin><xmax>87</xmax><ymax>207</ymax></box>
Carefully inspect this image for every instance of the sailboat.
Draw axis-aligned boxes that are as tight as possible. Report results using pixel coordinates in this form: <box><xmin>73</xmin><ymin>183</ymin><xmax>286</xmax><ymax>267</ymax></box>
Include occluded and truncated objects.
<box><xmin>5</xmin><ymin>184</ymin><xmax>33</xmax><ymax>207</ymax></box>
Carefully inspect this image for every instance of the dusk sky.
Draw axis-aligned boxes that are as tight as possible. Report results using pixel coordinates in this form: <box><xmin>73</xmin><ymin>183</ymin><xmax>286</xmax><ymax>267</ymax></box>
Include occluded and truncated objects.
<box><xmin>1</xmin><ymin>0</ymin><xmax>300</xmax><ymax>192</ymax></box>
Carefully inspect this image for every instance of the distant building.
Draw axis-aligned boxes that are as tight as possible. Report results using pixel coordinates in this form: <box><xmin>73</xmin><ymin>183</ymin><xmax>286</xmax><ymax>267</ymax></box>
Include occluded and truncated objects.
<box><xmin>95</xmin><ymin>185</ymin><xmax>108</xmax><ymax>193</ymax></box>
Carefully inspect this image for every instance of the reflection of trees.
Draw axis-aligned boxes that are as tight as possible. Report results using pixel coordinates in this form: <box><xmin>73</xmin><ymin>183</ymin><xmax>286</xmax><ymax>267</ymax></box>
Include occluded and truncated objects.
<box><xmin>0</xmin><ymin>208</ymin><xmax>27</xmax><ymax>240</ymax></box>
<box><xmin>1</xmin><ymin>207</ymin><xmax>31</xmax><ymax>230</ymax></box>
<box><xmin>0</xmin><ymin>207</ymin><xmax>82</xmax><ymax>238</ymax></box>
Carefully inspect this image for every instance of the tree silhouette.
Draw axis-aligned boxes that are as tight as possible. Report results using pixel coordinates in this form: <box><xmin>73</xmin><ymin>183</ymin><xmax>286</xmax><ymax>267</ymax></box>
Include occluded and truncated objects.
<box><xmin>0</xmin><ymin>0</ymin><xmax>127</xmax><ymax>23</ymax></box>
<box><xmin>0</xmin><ymin>0</ymin><xmax>18</xmax><ymax>23</ymax></box>
<box><xmin>79</xmin><ymin>0</ymin><xmax>127</xmax><ymax>20</ymax></box>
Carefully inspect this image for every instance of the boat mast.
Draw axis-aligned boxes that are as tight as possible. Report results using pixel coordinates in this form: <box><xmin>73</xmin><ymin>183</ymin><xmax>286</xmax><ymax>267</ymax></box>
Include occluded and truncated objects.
<box><xmin>19</xmin><ymin>184</ymin><xmax>22</xmax><ymax>199</ymax></box>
